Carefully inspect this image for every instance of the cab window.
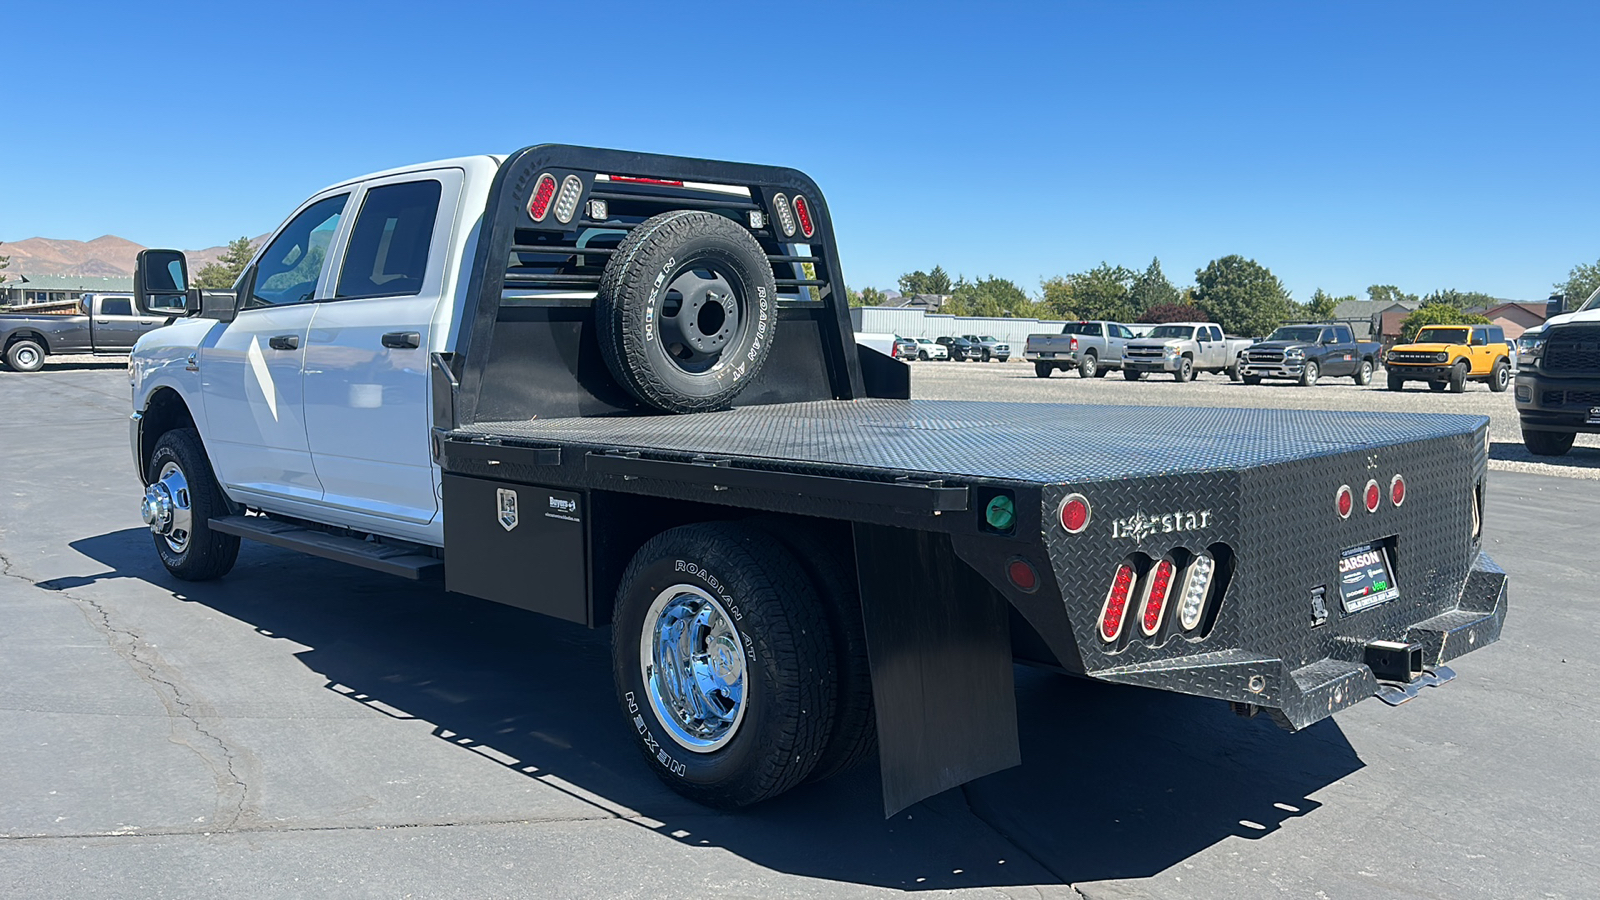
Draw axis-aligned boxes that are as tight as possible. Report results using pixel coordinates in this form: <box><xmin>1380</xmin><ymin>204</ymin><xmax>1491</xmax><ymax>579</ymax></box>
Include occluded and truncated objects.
<box><xmin>248</xmin><ymin>194</ymin><xmax>349</xmax><ymax>309</ymax></box>
<box><xmin>1471</xmin><ymin>327</ymin><xmax>1488</xmax><ymax>345</ymax></box>
<box><xmin>101</xmin><ymin>297</ymin><xmax>133</xmax><ymax>317</ymax></box>
<box><xmin>336</xmin><ymin>180</ymin><xmax>443</xmax><ymax>299</ymax></box>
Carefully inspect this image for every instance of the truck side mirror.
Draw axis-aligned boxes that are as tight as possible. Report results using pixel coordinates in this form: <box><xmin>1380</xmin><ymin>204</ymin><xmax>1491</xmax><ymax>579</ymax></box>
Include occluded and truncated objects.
<box><xmin>134</xmin><ymin>249</ymin><xmax>190</xmax><ymax>316</ymax></box>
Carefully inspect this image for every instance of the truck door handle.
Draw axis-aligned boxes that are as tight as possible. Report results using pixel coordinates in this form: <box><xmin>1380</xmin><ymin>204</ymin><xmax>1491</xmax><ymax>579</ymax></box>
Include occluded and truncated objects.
<box><xmin>268</xmin><ymin>334</ymin><xmax>299</xmax><ymax>351</ymax></box>
<box><xmin>382</xmin><ymin>331</ymin><xmax>421</xmax><ymax>349</ymax></box>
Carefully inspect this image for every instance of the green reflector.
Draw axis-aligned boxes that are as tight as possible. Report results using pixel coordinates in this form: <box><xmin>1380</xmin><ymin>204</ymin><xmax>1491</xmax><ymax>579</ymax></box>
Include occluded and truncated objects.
<box><xmin>985</xmin><ymin>495</ymin><xmax>1016</xmax><ymax>531</ymax></box>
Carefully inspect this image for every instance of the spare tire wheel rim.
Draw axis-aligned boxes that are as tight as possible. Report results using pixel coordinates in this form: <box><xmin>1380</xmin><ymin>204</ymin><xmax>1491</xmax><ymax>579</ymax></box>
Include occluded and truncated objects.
<box><xmin>640</xmin><ymin>583</ymin><xmax>749</xmax><ymax>752</ymax></box>
<box><xmin>655</xmin><ymin>259</ymin><xmax>750</xmax><ymax>377</ymax></box>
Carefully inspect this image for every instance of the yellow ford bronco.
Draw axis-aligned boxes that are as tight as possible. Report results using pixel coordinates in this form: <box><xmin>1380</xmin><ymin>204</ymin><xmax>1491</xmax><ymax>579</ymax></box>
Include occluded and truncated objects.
<box><xmin>1385</xmin><ymin>324</ymin><xmax>1512</xmax><ymax>393</ymax></box>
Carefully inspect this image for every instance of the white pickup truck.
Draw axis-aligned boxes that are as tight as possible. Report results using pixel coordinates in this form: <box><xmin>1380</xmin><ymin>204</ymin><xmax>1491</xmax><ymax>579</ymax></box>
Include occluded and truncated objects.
<box><xmin>125</xmin><ymin>144</ymin><xmax>1507</xmax><ymax>818</ymax></box>
<box><xmin>1121</xmin><ymin>322</ymin><xmax>1253</xmax><ymax>382</ymax></box>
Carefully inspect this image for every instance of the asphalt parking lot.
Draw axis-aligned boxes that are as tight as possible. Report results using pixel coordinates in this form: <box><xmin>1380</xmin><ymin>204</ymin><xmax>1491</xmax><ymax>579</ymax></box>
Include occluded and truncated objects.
<box><xmin>3</xmin><ymin>359</ymin><xmax>1597</xmax><ymax>899</ymax></box>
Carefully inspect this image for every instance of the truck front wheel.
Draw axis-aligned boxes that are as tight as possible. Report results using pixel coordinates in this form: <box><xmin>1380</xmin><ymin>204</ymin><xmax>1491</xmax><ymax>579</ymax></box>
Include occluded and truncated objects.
<box><xmin>1387</xmin><ymin>372</ymin><xmax>1405</xmax><ymax>391</ymax></box>
<box><xmin>5</xmin><ymin>339</ymin><xmax>46</xmax><ymax>373</ymax></box>
<box><xmin>1448</xmin><ymin>360</ymin><xmax>1469</xmax><ymax>393</ymax></box>
<box><xmin>1523</xmin><ymin>428</ymin><xmax>1575</xmax><ymax>457</ymax></box>
<box><xmin>1174</xmin><ymin>357</ymin><xmax>1194</xmax><ymax>382</ymax></box>
<box><xmin>612</xmin><ymin>523</ymin><xmax>837</xmax><ymax>808</ymax></box>
<box><xmin>143</xmin><ymin>428</ymin><xmax>240</xmax><ymax>581</ymax></box>
<box><xmin>1124</xmin><ymin>368</ymin><xmax>1143</xmax><ymax>381</ymax></box>
<box><xmin>1299</xmin><ymin>359</ymin><xmax>1320</xmax><ymax>386</ymax></box>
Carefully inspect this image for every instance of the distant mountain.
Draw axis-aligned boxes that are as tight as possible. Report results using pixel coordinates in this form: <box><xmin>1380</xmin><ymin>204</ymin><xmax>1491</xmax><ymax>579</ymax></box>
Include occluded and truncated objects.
<box><xmin>0</xmin><ymin>234</ymin><xmax>268</xmax><ymax>279</ymax></box>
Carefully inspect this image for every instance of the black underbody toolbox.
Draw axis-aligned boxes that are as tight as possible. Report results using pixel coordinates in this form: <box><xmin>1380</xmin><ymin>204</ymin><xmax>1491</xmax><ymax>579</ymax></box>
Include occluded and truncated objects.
<box><xmin>433</xmin><ymin>145</ymin><xmax>1506</xmax><ymax>814</ymax></box>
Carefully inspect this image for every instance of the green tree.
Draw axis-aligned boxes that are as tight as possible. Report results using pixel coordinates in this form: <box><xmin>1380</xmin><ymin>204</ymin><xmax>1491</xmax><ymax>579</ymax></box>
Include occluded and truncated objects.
<box><xmin>1129</xmin><ymin>257</ymin><xmax>1181</xmax><ymax>316</ymax></box>
<box><xmin>1306</xmin><ymin>288</ymin><xmax>1348</xmax><ymax>320</ymax></box>
<box><xmin>1554</xmin><ymin>258</ymin><xmax>1600</xmax><ymax>307</ymax></box>
<box><xmin>1367</xmin><ymin>284</ymin><xmax>1419</xmax><ymax>307</ymax></box>
<box><xmin>1138</xmin><ymin>302</ymin><xmax>1208</xmax><ymax>324</ymax></box>
<box><xmin>1039</xmin><ymin>276</ymin><xmax>1074</xmax><ymax>318</ymax></box>
<box><xmin>848</xmin><ymin>286</ymin><xmax>887</xmax><ymax>307</ymax></box>
<box><xmin>1070</xmin><ymin>263</ymin><xmax>1137</xmax><ymax>321</ymax></box>
<box><xmin>947</xmin><ymin>274</ymin><xmax>1035</xmax><ymax>318</ymax></box>
<box><xmin>1419</xmin><ymin>288</ymin><xmax>1496</xmax><ymax>311</ymax></box>
<box><xmin>1192</xmin><ymin>255</ymin><xmax>1293</xmax><ymax>337</ymax></box>
<box><xmin>1398</xmin><ymin>304</ymin><xmax>1491</xmax><ymax>344</ymax></box>
<box><xmin>898</xmin><ymin>265</ymin><xmax>952</xmax><ymax>297</ymax></box>
<box><xmin>195</xmin><ymin>236</ymin><xmax>257</xmax><ymax>290</ymax></box>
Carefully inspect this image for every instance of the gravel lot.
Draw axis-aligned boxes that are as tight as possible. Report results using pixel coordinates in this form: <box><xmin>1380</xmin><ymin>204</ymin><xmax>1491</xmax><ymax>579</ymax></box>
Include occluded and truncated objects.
<box><xmin>909</xmin><ymin>358</ymin><xmax>1600</xmax><ymax>479</ymax></box>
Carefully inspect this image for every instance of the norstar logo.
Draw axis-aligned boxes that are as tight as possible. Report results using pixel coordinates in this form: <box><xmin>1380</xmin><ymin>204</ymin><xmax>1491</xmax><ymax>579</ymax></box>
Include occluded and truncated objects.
<box><xmin>1111</xmin><ymin>509</ymin><xmax>1213</xmax><ymax>541</ymax></box>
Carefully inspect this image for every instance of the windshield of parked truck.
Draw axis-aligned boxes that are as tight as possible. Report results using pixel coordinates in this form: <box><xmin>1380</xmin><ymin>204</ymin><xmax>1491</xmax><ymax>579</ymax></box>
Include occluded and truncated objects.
<box><xmin>1415</xmin><ymin>326</ymin><xmax>1469</xmax><ymax>344</ymax></box>
<box><xmin>980</xmin><ymin>335</ymin><xmax>998</xmax><ymax>342</ymax></box>
<box><xmin>1146</xmin><ymin>325</ymin><xmax>1194</xmax><ymax>339</ymax></box>
<box><xmin>1059</xmin><ymin>322</ymin><xmax>1104</xmax><ymax>336</ymax></box>
<box><xmin>1580</xmin><ymin>284</ymin><xmax>1600</xmax><ymax>312</ymax></box>
<box><xmin>1267</xmin><ymin>326</ymin><xmax>1324</xmax><ymax>342</ymax></box>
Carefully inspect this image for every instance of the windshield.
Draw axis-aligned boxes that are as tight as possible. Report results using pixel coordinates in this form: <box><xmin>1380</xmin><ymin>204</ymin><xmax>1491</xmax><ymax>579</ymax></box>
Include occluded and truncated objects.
<box><xmin>1415</xmin><ymin>327</ymin><xmax>1469</xmax><ymax>344</ymax></box>
<box><xmin>1146</xmin><ymin>325</ymin><xmax>1194</xmax><ymax>339</ymax></box>
<box><xmin>980</xmin><ymin>335</ymin><xmax>998</xmax><ymax>341</ymax></box>
<box><xmin>1267</xmin><ymin>326</ymin><xmax>1323</xmax><ymax>342</ymax></box>
<box><xmin>1580</xmin><ymin>284</ymin><xmax>1600</xmax><ymax>312</ymax></box>
<box><xmin>916</xmin><ymin>338</ymin><xmax>934</xmax><ymax>344</ymax></box>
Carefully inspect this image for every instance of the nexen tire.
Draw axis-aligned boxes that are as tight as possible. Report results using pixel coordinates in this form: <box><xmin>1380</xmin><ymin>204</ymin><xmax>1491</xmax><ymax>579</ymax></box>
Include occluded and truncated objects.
<box><xmin>612</xmin><ymin>523</ymin><xmax>837</xmax><ymax>808</ymax></box>
<box><xmin>596</xmin><ymin>211</ymin><xmax>778</xmax><ymax>413</ymax></box>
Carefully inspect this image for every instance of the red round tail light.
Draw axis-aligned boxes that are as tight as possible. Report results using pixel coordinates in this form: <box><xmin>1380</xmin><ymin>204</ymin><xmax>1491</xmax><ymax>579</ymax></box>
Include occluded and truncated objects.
<box><xmin>1364</xmin><ymin>479</ymin><xmax>1381</xmax><ymax>513</ymax></box>
<box><xmin>1006</xmin><ymin>558</ymin><xmax>1039</xmax><ymax>593</ymax></box>
<box><xmin>1390</xmin><ymin>474</ymin><xmax>1406</xmax><ymax>507</ymax></box>
<box><xmin>528</xmin><ymin>173</ymin><xmax>557</xmax><ymax>222</ymax></box>
<box><xmin>793</xmin><ymin>194</ymin><xmax>815</xmax><ymax>238</ymax></box>
<box><xmin>1059</xmin><ymin>493</ymin><xmax>1091</xmax><ymax>534</ymax></box>
<box><xmin>1336</xmin><ymin>484</ymin><xmax>1353</xmax><ymax>519</ymax></box>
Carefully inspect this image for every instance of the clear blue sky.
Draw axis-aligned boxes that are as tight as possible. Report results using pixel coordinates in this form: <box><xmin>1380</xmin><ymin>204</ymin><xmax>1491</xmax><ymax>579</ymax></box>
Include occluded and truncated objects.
<box><xmin>3</xmin><ymin>1</ymin><xmax>1597</xmax><ymax>302</ymax></box>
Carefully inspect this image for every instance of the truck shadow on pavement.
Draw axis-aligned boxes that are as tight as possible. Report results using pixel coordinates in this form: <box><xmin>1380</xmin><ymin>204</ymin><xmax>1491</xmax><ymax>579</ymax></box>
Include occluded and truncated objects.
<box><xmin>1490</xmin><ymin>440</ymin><xmax>1600</xmax><ymax>468</ymax></box>
<box><xmin>62</xmin><ymin>528</ymin><xmax>1363</xmax><ymax>892</ymax></box>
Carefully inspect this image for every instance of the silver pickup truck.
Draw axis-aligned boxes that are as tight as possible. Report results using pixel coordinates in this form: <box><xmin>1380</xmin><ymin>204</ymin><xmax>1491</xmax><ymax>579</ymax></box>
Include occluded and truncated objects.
<box><xmin>1024</xmin><ymin>320</ymin><xmax>1136</xmax><ymax>378</ymax></box>
<box><xmin>1</xmin><ymin>293</ymin><xmax>172</xmax><ymax>372</ymax></box>
<box><xmin>1122</xmin><ymin>322</ymin><xmax>1253</xmax><ymax>382</ymax></box>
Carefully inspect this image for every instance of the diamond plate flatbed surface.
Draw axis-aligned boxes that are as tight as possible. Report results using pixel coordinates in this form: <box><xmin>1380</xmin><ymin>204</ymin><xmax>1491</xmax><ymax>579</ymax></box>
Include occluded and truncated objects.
<box><xmin>451</xmin><ymin>399</ymin><xmax>1486</xmax><ymax>484</ymax></box>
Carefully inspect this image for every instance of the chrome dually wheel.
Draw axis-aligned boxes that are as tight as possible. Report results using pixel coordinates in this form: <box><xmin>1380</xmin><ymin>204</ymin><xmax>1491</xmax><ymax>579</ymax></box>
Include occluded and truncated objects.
<box><xmin>641</xmin><ymin>584</ymin><xmax>749</xmax><ymax>752</ymax></box>
<box><xmin>141</xmin><ymin>461</ymin><xmax>193</xmax><ymax>554</ymax></box>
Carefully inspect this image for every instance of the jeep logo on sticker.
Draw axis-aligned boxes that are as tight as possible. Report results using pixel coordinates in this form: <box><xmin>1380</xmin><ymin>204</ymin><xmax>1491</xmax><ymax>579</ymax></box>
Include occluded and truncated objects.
<box><xmin>497</xmin><ymin>488</ymin><xmax>518</xmax><ymax>531</ymax></box>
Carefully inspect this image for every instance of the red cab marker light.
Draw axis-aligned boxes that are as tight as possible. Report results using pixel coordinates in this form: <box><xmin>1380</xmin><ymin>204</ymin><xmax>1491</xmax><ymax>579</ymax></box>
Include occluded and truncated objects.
<box><xmin>1336</xmin><ymin>484</ymin><xmax>1353</xmax><ymax>519</ymax></box>
<box><xmin>1101</xmin><ymin>562</ymin><xmax>1136</xmax><ymax>641</ymax></box>
<box><xmin>1059</xmin><ymin>493</ymin><xmax>1091</xmax><ymax>534</ymax></box>
<box><xmin>793</xmin><ymin>194</ymin><xmax>815</xmax><ymax>238</ymax></box>
<box><xmin>528</xmin><ymin>173</ymin><xmax>557</xmax><ymax>221</ymax></box>
<box><xmin>1364</xmin><ymin>479</ymin><xmax>1381</xmax><ymax>513</ymax></box>
<box><xmin>609</xmin><ymin>174</ymin><xmax>684</xmax><ymax>186</ymax></box>
<box><xmin>1390</xmin><ymin>474</ymin><xmax>1406</xmax><ymax>507</ymax></box>
<box><xmin>1006</xmin><ymin>558</ymin><xmax>1039</xmax><ymax>593</ymax></box>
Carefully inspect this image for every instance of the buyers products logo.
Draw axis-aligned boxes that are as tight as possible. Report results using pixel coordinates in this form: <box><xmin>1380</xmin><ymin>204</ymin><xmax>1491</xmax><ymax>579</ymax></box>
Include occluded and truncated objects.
<box><xmin>496</xmin><ymin>488</ymin><xmax>518</xmax><ymax>531</ymax></box>
<box><xmin>544</xmin><ymin>494</ymin><xmax>580</xmax><ymax>523</ymax></box>
<box><xmin>1111</xmin><ymin>509</ymin><xmax>1213</xmax><ymax>541</ymax></box>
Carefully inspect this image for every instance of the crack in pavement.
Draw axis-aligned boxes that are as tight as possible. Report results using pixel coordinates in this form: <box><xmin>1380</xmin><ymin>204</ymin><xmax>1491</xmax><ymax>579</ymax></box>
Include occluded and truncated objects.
<box><xmin>0</xmin><ymin>547</ymin><xmax>253</xmax><ymax>830</ymax></box>
<box><xmin>0</xmin><ymin>810</ymin><xmax>656</xmax><ymax>842</ymax></box>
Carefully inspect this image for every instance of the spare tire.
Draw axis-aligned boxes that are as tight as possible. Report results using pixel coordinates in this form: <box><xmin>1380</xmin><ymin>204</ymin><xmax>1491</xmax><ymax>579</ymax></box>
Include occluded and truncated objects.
<box><xmin>596</xmin><ymin>210</ymin><xmax>777</xmax><ymax>413</ymax></box>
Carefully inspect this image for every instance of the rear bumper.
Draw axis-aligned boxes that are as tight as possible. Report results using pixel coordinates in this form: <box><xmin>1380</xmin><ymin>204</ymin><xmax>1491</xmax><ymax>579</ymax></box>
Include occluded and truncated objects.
<box><xmin>1515</xmin><ymin>371</ymin><xmax>1600</xmax><ymax>432</ymax></box>
<box><xmin>1090</xmin><ymin>553</ymin><xmax>1505</xmax><ymax>730</ymax></box>
<box><xmin>1026</xmin><ymin>350</ymin><xmax>1075</xmax><ymax>363</ymax></box>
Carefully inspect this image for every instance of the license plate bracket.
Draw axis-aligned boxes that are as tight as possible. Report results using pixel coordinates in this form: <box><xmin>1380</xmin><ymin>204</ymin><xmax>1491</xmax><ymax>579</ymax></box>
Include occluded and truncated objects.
<box><xmin>1339</xmin><ymin>539</ymin><xmax>1399</xmax><ymax>614</ymax></box>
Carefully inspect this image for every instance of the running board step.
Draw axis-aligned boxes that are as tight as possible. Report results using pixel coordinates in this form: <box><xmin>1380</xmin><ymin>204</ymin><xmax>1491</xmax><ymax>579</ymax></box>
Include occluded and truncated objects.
<box><xmin>208</xmin><ymin>516</ymin><xmax>442</xmax><ymax>580</ymax></box>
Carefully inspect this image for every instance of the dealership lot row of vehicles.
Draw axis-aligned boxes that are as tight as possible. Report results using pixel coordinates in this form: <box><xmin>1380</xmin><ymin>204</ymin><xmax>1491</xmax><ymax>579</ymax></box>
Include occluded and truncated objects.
<box><xmin>1021</xmin><ymin>319</ymin><xmax>1516</xmax><ymax>393</ymax></box>
<box><xmin>891</xmin><ymin>333</ymin><xmax>1010</xmax><ymax>362</ymax></box>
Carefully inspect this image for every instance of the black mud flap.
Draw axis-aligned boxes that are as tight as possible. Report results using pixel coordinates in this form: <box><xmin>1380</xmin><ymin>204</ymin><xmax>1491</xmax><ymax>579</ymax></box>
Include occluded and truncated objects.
<box><xmin>854</xmin><ymin>524</ymin><xmax>1020</xmax><ymax>817</ymax></box>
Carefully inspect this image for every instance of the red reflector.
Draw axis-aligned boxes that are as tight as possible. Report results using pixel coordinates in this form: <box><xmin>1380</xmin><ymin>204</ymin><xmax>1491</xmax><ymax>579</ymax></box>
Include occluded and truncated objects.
<box><xmin>1102</xmin><ymin>563</ymin><xmax>1136</xmax><ymax>641</ymax></box>
<box><xmin>793</xmin><ymin>194</ymin><xmax>815</xmax><ymax>238</ymax></box>
<box><xmin>1007</xmin><ymin>558</ymin><xmax>1038</xmax><ymax>593</ymax></box>
<box><xmin>1059</xmin><ymin>493</ymin><xmax>1091</xmax><ymax>534</ymax></box>
<box><xmin>1140</xmin><ymin>559</ymin><xmax>1175</xmax><ymax>635</ymax></box>
<box><xmin>1365</xmin><ymin>479</ymin><xmax>1381</xmax><ymax>513</ymax></box>
<box><xmin>1336</xmin><ymin>484</ymin><xmax>1353</xmax><ymax>519</ymax></box>
<box><xmin>528</xmin><ymin>173</ymin><xmax>557</xmax><ymax>221</ymax></box>
<box><xmin>1390</xmin><ymin>474</ymin><xmax>1406</xmax><ymax>507</ymax></box>
<box><xmin>609</xmin><ymin>175</ymin><xmax>684</xmax><ymax>186</ymax></box>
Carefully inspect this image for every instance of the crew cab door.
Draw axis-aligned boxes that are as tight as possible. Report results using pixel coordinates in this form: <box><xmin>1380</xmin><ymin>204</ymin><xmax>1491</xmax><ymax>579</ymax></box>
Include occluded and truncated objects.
<box><xmin>90</xmin><ymin>296</ymin><xmax>165</xmax><ymax>350</ymax></box>
<box><xmin>1199</xmin><ymin>325</ymin><xmax>1225</xmax><ymax>368</ymax></box>
<box><xmin>302</xmin><ymin>169</ymin><xmax>461</xmax><ymax>526</ymax></box>
<box><xmin>1109</xmin><ymin>323</ymin><xmax>1133</xmax><ymax>361</ymax></box>
<box><xmin>1322</xmin><ymin>325</ymin><xmax>1354</xmax><ymax>375</ymax></box>
<box><xmin>201</xmin><ymin>191</ymin><xmax>350</xmax><ymax>504</ymax></box>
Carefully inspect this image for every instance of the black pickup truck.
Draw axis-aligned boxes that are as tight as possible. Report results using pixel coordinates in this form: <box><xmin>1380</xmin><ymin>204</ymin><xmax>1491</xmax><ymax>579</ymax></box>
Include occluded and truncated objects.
<box><xmin>129</xmin><ymin>144</ymin><xmax>1506</xmax><ymax>817</ymax></box>
<box><xmin>1238</xmin><ymin>323</ymin><xmax>1381</xmax><ymax>386</ymax></box>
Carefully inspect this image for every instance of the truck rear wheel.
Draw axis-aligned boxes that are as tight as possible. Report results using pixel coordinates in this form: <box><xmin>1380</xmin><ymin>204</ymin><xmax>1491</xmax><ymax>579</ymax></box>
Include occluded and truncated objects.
<box><xmin>1448</xmin><ymin>360</ymin><xmax>1469</xmax><ymax>393</ymax></box>
<box><xmin>1523</xmin><ymin>428</ymin><xmax>1575</xmax><ymax>456</ymax></box>
<box><xmin>5</xmin><ymin>339</ymin><xmax>45</xmax><ymax>373</ymax></box>
<box><xmin>143</xmin><ymin>428</ymin><xmax>240</xmax><ymax>581</ymax></box>
<box><xmin>612</xmin><ymin>523</ymin><xmax>837</xmax><ymax>808</ymax></box>
<box><xmin>1033</xmin><ymin>362</ymin><xmax>1052</xmax><ymax>378</ymax></box>
<box><xmin>1078</xmin><ymin>352</ymin><xmax>1098</xmax><ymax>378</ymax></box>
<box><xmin>595</xmin><ymin>211</ymin><xmax>777</xmax><ymax>413</ymax></box>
